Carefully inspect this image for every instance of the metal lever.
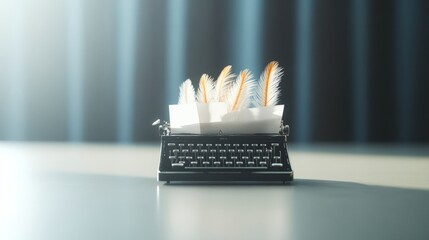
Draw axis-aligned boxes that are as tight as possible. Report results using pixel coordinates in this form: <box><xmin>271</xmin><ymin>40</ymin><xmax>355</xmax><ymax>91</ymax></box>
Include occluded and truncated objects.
<box><xmin>279</xmin><ymin>121</ymin><xmax>290</xmax><ymax>136</ymax></box>
<box><xmin>152</xmin><ymin>119</ymin><xmax>171</xmax><ymax>136</ymax></box>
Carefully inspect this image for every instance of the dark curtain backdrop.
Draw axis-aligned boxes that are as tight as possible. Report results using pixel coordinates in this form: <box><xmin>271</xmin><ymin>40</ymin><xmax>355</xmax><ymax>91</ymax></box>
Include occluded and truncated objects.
<box><xmin>0</xmin><ymin>0</ymin><xmax>428</xmax><ymax>143</ymax></box>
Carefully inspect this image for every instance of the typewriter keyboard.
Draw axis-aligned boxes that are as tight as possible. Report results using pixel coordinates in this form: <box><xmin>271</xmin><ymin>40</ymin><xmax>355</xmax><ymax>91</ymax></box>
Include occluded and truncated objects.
<box><xmin>158</xmin><ymin>134</ymin><xmax>293</xmax><ymax>182</ymax></box>
<box><xmin>161</xmin><ymin>136</ymin><xmax>288</xmax><ymax>170</ymax></box>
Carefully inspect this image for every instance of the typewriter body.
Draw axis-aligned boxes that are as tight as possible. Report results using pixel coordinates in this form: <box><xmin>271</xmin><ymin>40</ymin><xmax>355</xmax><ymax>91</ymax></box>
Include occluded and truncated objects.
<box><xmin>156</xmin><ymin>121</ymin><xmax>293</xmax><ymax>183</ymax></box>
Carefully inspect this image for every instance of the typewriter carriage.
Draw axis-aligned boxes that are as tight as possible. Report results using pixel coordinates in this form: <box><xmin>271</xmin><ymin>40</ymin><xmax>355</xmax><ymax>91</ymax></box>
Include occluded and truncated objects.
<box><xmin>153</xmin><ymin>119</ymin><xmax>290</xmax><ymax>138</ymax></box>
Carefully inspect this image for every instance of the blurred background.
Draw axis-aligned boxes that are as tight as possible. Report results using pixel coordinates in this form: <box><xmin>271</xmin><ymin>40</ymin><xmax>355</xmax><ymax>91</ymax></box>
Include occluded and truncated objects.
<box><xmin>0</xmin><ymin>0</ymin><xmax>428</xmax><ymax>144</ymax></box>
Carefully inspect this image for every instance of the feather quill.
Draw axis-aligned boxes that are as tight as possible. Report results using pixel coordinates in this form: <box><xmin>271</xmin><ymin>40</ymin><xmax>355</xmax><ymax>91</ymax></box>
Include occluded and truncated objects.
<box><xmin>226</xmin><ymin>69</ymin><xmax>255</xmax><ymax>112</ymax></box>
<box><xmin>178</xmin><ymin>79</ymin><xmax>196</xmax><ymax>104</ymax></box>
<box><xmin>214</xmin><ymin>65</ymin><xmax>235</xmax><ymax>102</ymax></box>
<box><xmin>254</xmin><ymin>61</ymin><xmax>283</xmax><ymax>107</ymax></box>
<box><xmin>197</xmin><ymin>74</ymin><xmax>215</xmax><ymax>103</ymax></box>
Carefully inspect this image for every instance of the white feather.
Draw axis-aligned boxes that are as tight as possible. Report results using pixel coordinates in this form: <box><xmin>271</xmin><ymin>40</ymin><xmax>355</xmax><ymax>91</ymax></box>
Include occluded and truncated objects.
<box><xmin>226</xmin><ymin>69</ymin><xmax>256</xmax><ymax>112</ymax></box>
<box><xmin>254</xmin><ymin>61</ymin><xmax>283</xmax><ymax>107</ymax></box>
<box><xmin>178</xmin><ymin>79</ymin><xmax>196</xmax><ymax>104</ymax></box>
<box><xmin>197</xmin><ymin>74</ymin><xmax>215</xmax><ymax>103</ymax></box>
<box><xmin>215</xmin><ymin>65</ymin><xmax>235</xmax><ymax>102</ymax></box>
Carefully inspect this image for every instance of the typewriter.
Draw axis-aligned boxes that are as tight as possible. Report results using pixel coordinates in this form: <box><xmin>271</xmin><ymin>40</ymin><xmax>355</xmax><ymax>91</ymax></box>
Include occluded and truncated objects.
<box><xmin>155</xmin><ymin>120</ymin><xmax>293</xmax><ymax>183</ymax></box>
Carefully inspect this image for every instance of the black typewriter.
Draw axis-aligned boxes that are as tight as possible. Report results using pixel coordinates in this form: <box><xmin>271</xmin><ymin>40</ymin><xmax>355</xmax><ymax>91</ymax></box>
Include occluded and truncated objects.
<box><xmin>154</xmin><ymin>120</ymin><xmax>293</xmax><ymax>183</ymax></box>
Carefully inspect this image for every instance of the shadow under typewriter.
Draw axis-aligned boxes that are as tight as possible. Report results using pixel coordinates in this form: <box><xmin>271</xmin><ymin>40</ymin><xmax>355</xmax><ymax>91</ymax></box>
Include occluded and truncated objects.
<box><xmin>163</xmin><ymin>180</ymin><xmax>294</xmax><ymax>186</ymax></box>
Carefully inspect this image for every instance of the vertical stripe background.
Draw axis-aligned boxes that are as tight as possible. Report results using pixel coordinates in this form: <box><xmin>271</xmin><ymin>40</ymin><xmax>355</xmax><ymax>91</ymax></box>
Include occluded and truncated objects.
<box><xmin>116</xmin><ymin>0</ymin><xmax>138</xmax><ymax>143</ymax></box>
<box><xmin>0</xmin><ymin>0</ymin><xmax>27</xmax><ymax>141</ymax></box>
<box><xmin>165</xmin><ymin>0</ymin><xmax>188</xmax><ymax>109</ymax></box>
<box><xmin>295</xmin><ymin>0</ymin><xmax>313</xmax><ymax>143</ymax></box>
<box><xmin>352</xmin><ymin>0</ymin><xmax>369</xmax><ymax>142</ymax></box>
<box><xmin>230</xmin><ymin>0</ymin><xmax>264</xmax><ymax>75</ymax></box>
<box><xmin>395</xmin><ymin>0</ymin><xmax>417</xmax><ymax>143</ymax></box>
<box><xmin>67</xmin><ymin>0</ymin><xmax>84</xmax><ymax>141</ymax></box>
<box><xmin>0</xmin><ymin>0</ymin><xmax>427</xmax><ymax>143</ymax></box>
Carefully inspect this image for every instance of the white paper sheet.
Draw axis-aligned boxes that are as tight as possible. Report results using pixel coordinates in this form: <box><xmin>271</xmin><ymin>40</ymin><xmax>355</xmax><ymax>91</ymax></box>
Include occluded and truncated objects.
<box><xmin>169</xmin><ymin>103</ymin><xmax>284</xmax><ymax>134</ymax></box>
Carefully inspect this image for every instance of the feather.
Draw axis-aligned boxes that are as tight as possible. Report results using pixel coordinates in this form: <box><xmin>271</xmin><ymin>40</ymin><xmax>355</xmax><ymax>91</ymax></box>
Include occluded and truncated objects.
<box><xmin>197</xmin><ymin>74</ymin><xmax>215</xmax><ymax>103</ymax></box>
<box><xmin>178</xmin><ymin>79</ymin><xmax>196</xmax><ymax>104</ymax></box>
<box><xmin>254</xmin><ymin>61</ymin><xmax>283</xmax><ymax>107</ymax></box>
<box><xmin>226</xmin><ymin>69</ymin><xmax>255</xmax><ymax>112</ymax></box>
<box><xmin>214</xmin><ymin>65</ymin><xmax>235</xmax><ymax>102</ymax></box>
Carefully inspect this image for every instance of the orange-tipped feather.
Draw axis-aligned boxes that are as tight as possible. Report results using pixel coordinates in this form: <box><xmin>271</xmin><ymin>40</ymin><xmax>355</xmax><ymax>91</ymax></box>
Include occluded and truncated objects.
<box><xmin>227</xmin><ymin>69</ymin><xmax>255</xmax><ymax>112</ymax></box>
<box><xmin>255</xmin><ymin>61</ymin><xmax>283</xmax><ymax>107</ymax></box>
<box><xmin>197</xmin><ymin>74</ymin><xmax>215</xmax><ymax>103</ymax></box>
<box><xmin>215</xmin><ymin>65</ymin><xmax>235</xmax><ymax>102</ymax></box>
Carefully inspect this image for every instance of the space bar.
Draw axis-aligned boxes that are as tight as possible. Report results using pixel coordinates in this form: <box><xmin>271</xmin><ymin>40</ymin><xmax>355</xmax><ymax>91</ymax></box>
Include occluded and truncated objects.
<box><xmin>185</xmin><ymin>166</ymin><xmax>267</xmax><ymax>169</ymax></box>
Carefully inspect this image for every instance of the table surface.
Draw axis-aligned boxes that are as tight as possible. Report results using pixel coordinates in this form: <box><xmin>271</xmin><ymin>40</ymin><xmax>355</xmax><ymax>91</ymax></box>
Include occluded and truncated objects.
<box><xmin>1</xmin><ymin>142</ymin><xmax>429</xmax><ymax>240</ymax></box>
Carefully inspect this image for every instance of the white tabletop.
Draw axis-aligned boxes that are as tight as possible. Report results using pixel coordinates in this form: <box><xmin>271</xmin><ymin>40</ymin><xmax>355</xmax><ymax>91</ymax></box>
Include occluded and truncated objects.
<box><xmin>1</xmin><ymin>143</ymin><xmax>428</xmax><ymax>240</ymax></box>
